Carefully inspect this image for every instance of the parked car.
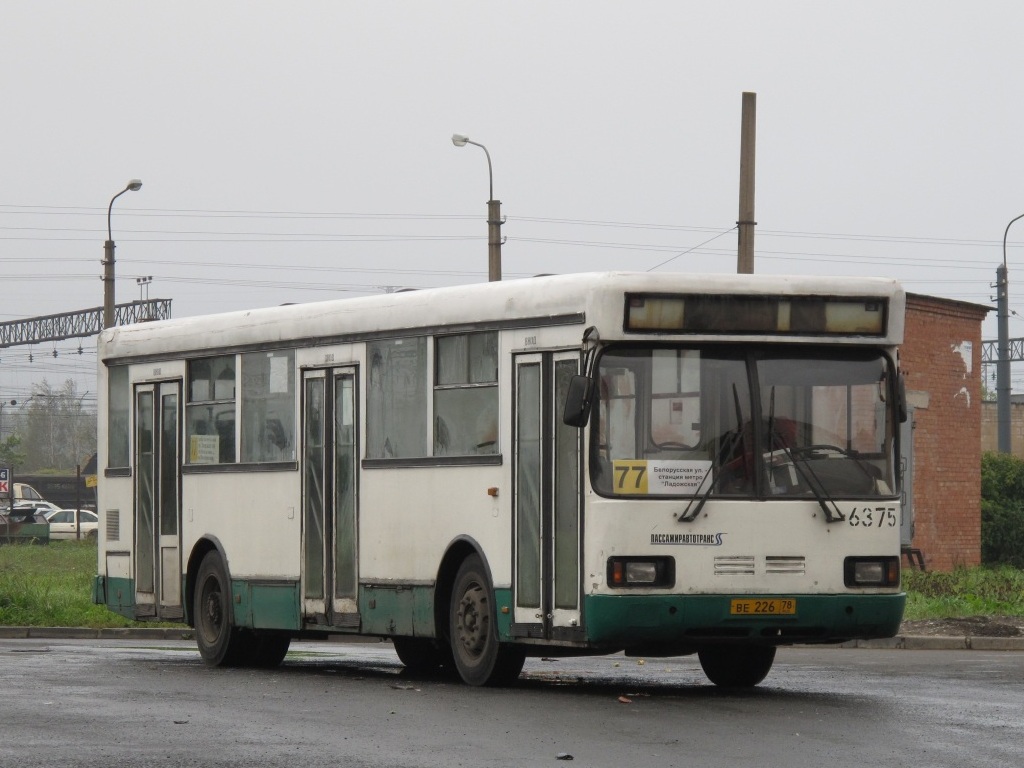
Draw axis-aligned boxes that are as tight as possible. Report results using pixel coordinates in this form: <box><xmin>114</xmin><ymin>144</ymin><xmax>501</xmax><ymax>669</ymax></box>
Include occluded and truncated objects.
<box><xmin>44</xmin><ymin>508</ymin><xmax>98</xmax><ymax>540</ymax></box>
<box><xmin>12</xmin><ymin>482</ymin><xmax>46</xmax><ymax>502</ymax></box>
<box><xmin>13</xmin><ymin>500</ymin><xmax>62</xmax><ymax>515</ymax></box>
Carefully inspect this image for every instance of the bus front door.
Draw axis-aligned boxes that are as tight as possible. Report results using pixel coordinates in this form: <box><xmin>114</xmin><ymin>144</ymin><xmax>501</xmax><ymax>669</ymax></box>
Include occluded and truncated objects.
<box><xmin>513</xmin><ymin>352</ymin><xmax>582</xmax><ymax>640</ymax></box>
<box><xmin>301</xmin><ymin>368</ymin><xmax>360</xmax><ymax>629</ymax></box>
<box><xmin>133</xmin><ymin>381</ymin><xmax>183</xmax><ymax>620</ymax></box>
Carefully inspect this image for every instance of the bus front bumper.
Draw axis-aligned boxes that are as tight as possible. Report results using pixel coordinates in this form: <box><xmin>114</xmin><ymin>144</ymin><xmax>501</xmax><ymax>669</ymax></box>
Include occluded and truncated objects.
<box><xmin>583</xmin><ymin>592</ymin><xmax>906</xmax><ymax>650</ymax></box>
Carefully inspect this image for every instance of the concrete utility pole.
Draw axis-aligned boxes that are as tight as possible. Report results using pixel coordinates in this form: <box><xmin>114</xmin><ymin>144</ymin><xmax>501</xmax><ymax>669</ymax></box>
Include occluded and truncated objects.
<box><xmin>737</xmin><ymin>92</ymin><xmax>757</xmax><ymax>274</ymax></box>
<box><xmin>487</xmin><ymin>198</ymin><xmax>502</xmax><ymax>283</ymax></box>
<box><xmin>997</xmin><ymin>212</ymin><xmax>1024</xmax><ymax>453</ymax></box>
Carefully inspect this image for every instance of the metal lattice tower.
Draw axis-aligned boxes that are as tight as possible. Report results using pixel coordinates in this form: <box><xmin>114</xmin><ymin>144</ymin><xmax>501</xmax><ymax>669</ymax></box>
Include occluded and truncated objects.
<box><xmin>0</xmin><ymin>300</ymin><xmax>171</xmax><ymax>349</ymax></box>
<box><xmin>981</xmin><ymin>337</ymin><xmax>1024</xmax><ymax>366</ymax></box>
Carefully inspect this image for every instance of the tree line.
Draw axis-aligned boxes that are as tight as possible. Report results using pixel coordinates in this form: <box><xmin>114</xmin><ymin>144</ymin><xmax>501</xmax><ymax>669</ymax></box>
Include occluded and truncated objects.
<box><xmin>0</xmin><ymin>379</ymin><xmax>95</xmax><ymax>474</ymax></box>
<box><xmin>981</xmin><ymin>452</ymin><xmax>1024</xmax><ymax>569</ymax></box>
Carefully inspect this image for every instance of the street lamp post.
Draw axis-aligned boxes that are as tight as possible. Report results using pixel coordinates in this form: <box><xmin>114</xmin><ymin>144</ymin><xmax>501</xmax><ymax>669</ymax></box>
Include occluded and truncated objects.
<box><xmin>997</xmin><ymin>212</ymin><xmax>1024</xmax><ymax>453</ymax></box>
<box><xmin>452</xmin><ymin>134</ymin><xmax>502</xmax><ymax>282</ymax></box>
<box><xmin>103</xmin><ymin>179</ymin><xmax>143</xmax><ymax>330</ymax></box>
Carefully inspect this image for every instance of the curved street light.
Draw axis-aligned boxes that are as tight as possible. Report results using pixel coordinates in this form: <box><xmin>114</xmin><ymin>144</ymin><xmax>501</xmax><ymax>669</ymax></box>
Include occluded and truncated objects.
<box><xmin>452</xmin><ymin>134</ymin><xmax>502</xmax><ymax>282</ymax></box>
<box><xmin>103</xmin><ymin>179</ymin><xmax>143</xmax><ymax>330</ymax></box>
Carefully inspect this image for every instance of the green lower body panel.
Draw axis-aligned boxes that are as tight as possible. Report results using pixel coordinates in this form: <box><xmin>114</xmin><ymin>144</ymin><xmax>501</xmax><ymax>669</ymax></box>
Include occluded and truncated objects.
<box><xmin>584</xmin><ymin>592</ymin><xmax>906</xmax><ymax>649</ymax></box>
<box><xmin>356</xmin><ymin>585</ymin><xmax>513</xmax><ymax>639</ymax></box>
<box><xmin>97</xmin><ymin>571</ymin><xmax>903</xmax><ymax>653</ymax></box>
<box><xmin>231</xmin><ymin>580</ymin><xmax>301</xmax><ymax>631</ymax></box>
<box><xmin>493</xmin><ymin>588</ymin><xmax>513</xmax><ymax>639</ymax></box>
<box><xmin>93</xmin><ymin>575</ymin><xmax>135</xmax><ymax>619</ymax></box>
<box><xmin>359</xmin><ymin>584</ymin><xmax>435</xmax><ymax>636</ymax></box>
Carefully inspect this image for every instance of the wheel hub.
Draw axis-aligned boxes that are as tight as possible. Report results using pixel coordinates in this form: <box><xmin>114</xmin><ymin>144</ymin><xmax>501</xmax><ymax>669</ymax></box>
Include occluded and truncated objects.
<box><xmin>200</xmin><ymin>582</ymin><xmax>223</xmax><ymax>641</ymax></box>
<box><xmin>456</xmin><ymin>583</ymin><xmax>487</xmax><ymax>657</ymax></box>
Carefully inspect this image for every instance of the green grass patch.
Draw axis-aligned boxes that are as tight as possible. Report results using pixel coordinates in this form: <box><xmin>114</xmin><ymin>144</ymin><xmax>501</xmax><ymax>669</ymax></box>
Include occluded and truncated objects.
<box><xmin>902</xmin><ymin>566</ymin><xmax>1024</xmax><ymax>620</ymax></box>
<box><xmin>3</xmin><ymin>541</ymin><xmax>1021</xmax><ymax>628</ymax></box>
<box><xmin>0</xmin><ymin>540</ymin><xmax>184</xmax><ymax>629</ymax></box>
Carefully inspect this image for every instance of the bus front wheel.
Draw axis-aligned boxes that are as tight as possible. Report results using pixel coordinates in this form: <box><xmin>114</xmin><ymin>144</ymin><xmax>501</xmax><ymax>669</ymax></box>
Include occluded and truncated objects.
<box><xmin>194</xmin><ymin>551</ymin><xmax>244</xmax><ymax>667</ymax></box>
<box><xmin>697</xmin><ymin>645</ymin><xmax>776</xmax><ymax>687</ymax></box>
<box><xmin>240</xmin><ymin>631</ymin><xmax>291</xmax><ymax>668</ymax></box>
<box><xmin>449</xmin><ymin>555</ymin><xmax>525</xmax><ymax>686</ymax></box>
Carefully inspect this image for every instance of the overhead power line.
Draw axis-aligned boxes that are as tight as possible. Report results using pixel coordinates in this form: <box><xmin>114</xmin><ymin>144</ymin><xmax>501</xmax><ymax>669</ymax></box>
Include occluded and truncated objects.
<box><xmin>2</xmin><ymin>203</ymin><xmax>1022</xmax><ymax>249</ymax></box>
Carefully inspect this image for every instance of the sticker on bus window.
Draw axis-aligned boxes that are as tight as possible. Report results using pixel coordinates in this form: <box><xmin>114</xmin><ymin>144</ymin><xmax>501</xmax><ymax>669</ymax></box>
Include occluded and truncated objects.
<box><xmin>612</xmin><ymin>460</ymin><xmax>712</xmax><ymax>495</ymax></box>
<box><xmin>189</xmin><ymin>435</ymin><xmax>220</xmax><ymax>464</ymax></box>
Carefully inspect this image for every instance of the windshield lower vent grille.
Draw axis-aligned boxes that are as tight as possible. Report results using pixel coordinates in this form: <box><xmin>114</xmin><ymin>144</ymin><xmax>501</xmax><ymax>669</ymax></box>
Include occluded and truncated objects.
<box><xmin>766</xmin><ymin>556</ymin><xmax>806</xmax><ymax>575</ymax></box>
<box><xmin>715</xmin><ymin>556</ymin><xmax>755</xmax><ymax>575</ymax></box>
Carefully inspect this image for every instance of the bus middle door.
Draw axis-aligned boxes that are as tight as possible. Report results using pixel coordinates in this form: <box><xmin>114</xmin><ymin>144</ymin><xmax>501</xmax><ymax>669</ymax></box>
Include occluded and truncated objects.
<box><xmin>301</xmin><ymin>367</ymin><xmax>360</xmax><ymax>629</ymax></box>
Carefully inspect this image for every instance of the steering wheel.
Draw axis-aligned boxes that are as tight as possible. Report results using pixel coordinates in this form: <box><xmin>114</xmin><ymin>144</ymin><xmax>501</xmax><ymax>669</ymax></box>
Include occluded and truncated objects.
<box><xmin>790</xmin><ymin>444</ymin><xmax>849</xmax><ymax>458</ymax></box>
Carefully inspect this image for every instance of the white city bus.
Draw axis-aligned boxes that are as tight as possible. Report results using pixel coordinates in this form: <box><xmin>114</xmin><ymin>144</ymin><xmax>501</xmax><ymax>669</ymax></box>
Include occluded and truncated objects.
<box><xmin>93</xmin><ymin>272</ymin><xmax>907</xmax><ymax>687</ymax></box>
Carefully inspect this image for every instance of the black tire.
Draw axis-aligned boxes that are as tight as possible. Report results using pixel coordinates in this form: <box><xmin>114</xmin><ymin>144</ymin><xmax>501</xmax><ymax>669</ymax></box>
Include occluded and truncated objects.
<box><xmin>194</xmin><ymin>551</ymin><xmax>244</xmax><ymax>667</ymax></box>
<box><xmin>449</xmin><ymin>555</ymin><xmax>525</xmax><ymax>687</ymax></box>
<box><xmin>392</xmin><ymin>636</ymin><xmax>452</xmax><ymax>674</ymax></box>
<box><xmin>697</xmin><ymin>645</ymin><xmax>776</xmax><ymax>688</ymax></box>
<box><xmin>240</xmin><ymin>631</ymin><xmax>291</xmax><ymax>669</ymax></box>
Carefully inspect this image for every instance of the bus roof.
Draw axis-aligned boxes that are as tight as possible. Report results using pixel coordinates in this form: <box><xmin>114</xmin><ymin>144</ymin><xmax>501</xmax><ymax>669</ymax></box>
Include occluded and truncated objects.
<box><xmin>98</xmin><ymin>272</ymin><xmax>905</xmax><ymax>361</ymax></box>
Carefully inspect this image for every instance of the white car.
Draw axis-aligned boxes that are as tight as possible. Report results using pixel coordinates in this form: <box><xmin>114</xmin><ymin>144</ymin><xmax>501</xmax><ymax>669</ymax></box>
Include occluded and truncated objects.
<box><xmin>14</xmin><ymin>500</ymin><xmax>62</xmax><ymax>515</ymax></box>
<box><xmin>44</xmin><ymin>508</ymin><xmax>99</xmax><ymax>540</ymax></box>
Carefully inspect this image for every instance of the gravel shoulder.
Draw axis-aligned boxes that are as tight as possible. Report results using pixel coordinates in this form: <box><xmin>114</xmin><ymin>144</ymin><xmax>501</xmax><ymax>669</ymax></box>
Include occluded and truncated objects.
<box><xmin>899</xmin><ymin>615</ymin><xmax>1024</xmax><ymax>637</ymax></box>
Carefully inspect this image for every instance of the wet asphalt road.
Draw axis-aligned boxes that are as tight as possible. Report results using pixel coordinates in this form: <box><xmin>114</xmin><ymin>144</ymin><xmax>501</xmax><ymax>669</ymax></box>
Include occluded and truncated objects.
<box><xmin>0</xmin><ymin>638</ymin><xmax>1021</xmax><ymax>768</ymax></box>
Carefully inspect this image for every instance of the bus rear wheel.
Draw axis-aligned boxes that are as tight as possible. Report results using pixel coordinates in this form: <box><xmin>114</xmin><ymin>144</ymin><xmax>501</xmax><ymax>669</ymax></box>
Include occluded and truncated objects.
<box><xmin>194</xmin><ymin>551</ymin><xmax>245</xmax><ymax>667</ymax></box>
<box><xmin>697</xmin><ymin>645</ymin><xmax>776</xmax><ymax>687</ymax></box>
<box><xmin>392</xmin><ymin>637</ymin><xmax>452</xmax><ymax>675</ymax></box>
<box><xmin>449</xmin><ymin>555</ymin><xmax>525</xmax><ymax>687</ymax></box>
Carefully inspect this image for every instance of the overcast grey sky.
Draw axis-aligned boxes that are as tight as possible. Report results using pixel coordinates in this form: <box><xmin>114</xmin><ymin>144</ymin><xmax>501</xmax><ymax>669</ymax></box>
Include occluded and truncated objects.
<box><xmin>3</xmin><ymin>1</ymin><xmax>1024</xmax><ymax>405</ymax></box>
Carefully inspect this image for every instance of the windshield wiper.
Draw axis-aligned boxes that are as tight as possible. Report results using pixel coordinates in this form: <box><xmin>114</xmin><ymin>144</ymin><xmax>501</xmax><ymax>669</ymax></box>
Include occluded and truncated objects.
<box><xmin>767</xmin><ymin>387</ymin><xmax>845</xmax><ymax>524</ymax></box>
<box><xmin>678</xmin><ymin>384</ymin><xmax>744</xmax><ymax>523</ymax></box>
<box><xmin>677</xmin><ymin>430</ymin><xmax>744</xmax><ymax>523</ymax></box>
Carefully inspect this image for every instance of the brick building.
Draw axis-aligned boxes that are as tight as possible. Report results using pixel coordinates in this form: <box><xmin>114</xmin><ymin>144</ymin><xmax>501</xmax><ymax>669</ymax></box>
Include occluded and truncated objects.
<box><xmin>980</xmin><ymin>396</ymin><xmax>1024</xmax><ymax>456</ymax></box>
<box><xmin>901</xmin><ymin>293</ymin><xmax>990</xmax><ymax>570</ymax></box>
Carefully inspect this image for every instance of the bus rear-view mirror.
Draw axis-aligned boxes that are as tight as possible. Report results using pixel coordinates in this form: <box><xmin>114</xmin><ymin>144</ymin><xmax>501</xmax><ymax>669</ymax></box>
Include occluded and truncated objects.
<box><xmin>563</xmin><ymin>375</ymin><xmax>594</xmax><ymax>428</ymax></box>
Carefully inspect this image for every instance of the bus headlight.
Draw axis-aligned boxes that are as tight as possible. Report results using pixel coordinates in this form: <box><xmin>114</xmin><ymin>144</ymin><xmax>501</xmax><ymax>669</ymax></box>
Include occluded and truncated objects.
<box><xmin>607</xmin><ymin>557</ymin><xmax>675</xmax><ymax>588</ymax></box>
<box><xmin>844</xmin><ymin>556</ymin><xmax>900</xmax><ymax>587</ymax></box>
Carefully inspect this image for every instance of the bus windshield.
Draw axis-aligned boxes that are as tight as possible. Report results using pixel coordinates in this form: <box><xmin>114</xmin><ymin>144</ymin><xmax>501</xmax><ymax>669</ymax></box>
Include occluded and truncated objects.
<box><xmin>590</xmin><ymin>345</ymin><xmax>897</xmax><ymax>500</ymax></box>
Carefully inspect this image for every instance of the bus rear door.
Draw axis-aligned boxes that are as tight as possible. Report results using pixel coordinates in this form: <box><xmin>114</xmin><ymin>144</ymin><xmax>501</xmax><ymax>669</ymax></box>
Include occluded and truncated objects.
<box><xmin>133</xmin><ymin>381</ymin><xmax>183</xmax><ymax>620</ymax></box>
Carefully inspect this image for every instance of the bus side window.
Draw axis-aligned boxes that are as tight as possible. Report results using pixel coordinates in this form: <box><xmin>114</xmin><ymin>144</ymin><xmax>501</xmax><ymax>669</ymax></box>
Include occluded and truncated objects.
<box><xmin>433</xmin><ymin>332</ymin><xmax>498</xmax><ymax>456</ymax></box>
<box><xmin>367</xmin><ymin>338</ymin><xmax>429</xmax><ymax>459</ymax></box>
<box><xmin>107</xmin><ymin>364</ymin><xmax>131</xmax><ymax>469</ymax></box>
<box><xmin>186</xmin><ymin>355</ymin><xmax>237</xmax><ymax>465</ymax></box>
<box><xmin>240</xmin><ymin>350</ymin><xmax>296</xmax><ymax>462</ymax></box>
